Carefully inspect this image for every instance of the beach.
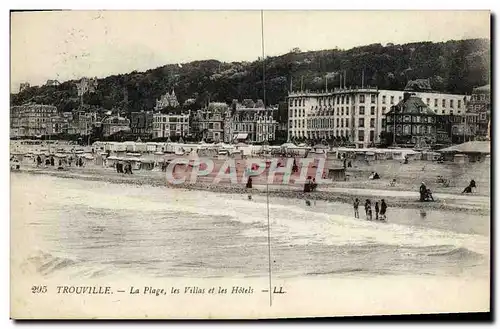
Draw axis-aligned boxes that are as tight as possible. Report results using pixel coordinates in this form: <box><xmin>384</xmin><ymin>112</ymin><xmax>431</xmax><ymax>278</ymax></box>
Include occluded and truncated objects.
<box><xmin>10</xmin><ymin>172</ymin><xmax>490</xmax><ymax>318</ymax></box>
<box><xmin>14</xmin><ymin>159</ymin><xmax>491</xmax><ymax>214</ymax></box>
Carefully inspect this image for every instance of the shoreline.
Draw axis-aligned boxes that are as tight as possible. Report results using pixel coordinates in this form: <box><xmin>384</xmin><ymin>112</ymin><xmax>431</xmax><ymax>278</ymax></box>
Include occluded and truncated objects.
<box><xmin>13</xmin><ymin>167</ymin><xmax>490</xmax><ymax>215</ymax></box>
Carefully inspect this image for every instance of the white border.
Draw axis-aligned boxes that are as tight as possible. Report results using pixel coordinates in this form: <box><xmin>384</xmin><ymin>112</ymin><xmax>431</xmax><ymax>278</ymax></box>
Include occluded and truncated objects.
<box><xmin>2</xmin><ymin>1</ymin><xmax>497</xmax><ymax>328</ymax></box>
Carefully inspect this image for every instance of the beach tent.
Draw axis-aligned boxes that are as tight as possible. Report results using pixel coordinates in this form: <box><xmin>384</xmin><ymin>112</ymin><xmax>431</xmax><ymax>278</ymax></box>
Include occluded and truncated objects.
<box><xmin>147</xmin><ymin>143</ymin><xmax>159</xmax><ymax>152</ymax></box>
<box><xmin>437</xmin><ymin>141</ymin><xmax>490</xmax><ymax>163</ymax></box>
<box><xmin>281</xmin><ymin>142</ymin><xmax>297</xmax><ymax>149</ymax></box>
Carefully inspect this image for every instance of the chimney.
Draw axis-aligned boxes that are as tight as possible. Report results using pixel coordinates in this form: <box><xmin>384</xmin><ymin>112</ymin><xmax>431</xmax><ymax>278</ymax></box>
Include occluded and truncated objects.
<box><xmin>403</xmin><ymin>92</ymin><xmax>411</xmax><ymax>102</ymax></box>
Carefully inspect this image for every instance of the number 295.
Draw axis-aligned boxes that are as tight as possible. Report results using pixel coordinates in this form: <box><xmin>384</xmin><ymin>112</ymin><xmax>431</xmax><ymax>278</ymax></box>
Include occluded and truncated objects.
<box><xmin>31</xmin><ymin>285</ymin><xmax>47</xmax><ymax>294</ymax></box>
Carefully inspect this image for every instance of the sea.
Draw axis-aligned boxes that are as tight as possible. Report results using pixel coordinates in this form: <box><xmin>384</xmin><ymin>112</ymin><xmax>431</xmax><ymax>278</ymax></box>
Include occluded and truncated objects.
<box><xmin>11</xmin><ymin>172</ymin><xmax>490</xmax><ymax>281</ymax></box>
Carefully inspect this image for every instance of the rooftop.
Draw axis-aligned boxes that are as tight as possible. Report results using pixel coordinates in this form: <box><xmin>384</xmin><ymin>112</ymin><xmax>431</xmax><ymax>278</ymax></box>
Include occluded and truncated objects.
<box><xmin>438</xmin><ymin>141</ymin><xmax>490</xmax><ymax>154</ymax></box>
<box><xmin>387</xmin><ymin>94</ymin><xmax>436</xmax><ymax>115</ymax></box>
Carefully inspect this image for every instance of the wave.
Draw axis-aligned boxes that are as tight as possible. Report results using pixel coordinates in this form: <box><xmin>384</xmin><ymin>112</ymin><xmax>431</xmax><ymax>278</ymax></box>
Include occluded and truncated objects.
<box><xmin>21</xmin><ymin>250</ymin><xmax>112</xmax><ymax>278</ymax></box>
<box><xmin>22</xmin><ymin>250</ymin><xmax>77</xmax><ymax>276</ymax></box>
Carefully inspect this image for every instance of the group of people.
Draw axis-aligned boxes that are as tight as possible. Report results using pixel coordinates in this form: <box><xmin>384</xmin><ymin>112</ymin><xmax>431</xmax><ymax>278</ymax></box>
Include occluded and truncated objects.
<box><xmin>35</xmin><ymin>155</ymin><xmax>84</xmax><ymax>168</ymax></box>
<box><xmin>353</xmin><ymin>198</ymin><xmax>387</xmax><ymax>221</ymax></box>
<box><xmin>304</xmin><ymin>176</ymin><xmax>318</xmax><ymax>193</ymax></box>
<box><xmin>116</xmin><ymin>161</ymin><xmax>133</xmax><ymax>174</ymax></box>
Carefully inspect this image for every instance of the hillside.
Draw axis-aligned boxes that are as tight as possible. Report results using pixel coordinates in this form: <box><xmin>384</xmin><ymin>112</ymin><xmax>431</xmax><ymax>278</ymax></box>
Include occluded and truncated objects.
<box><xmin>10</xmin><ymin>38</ymin><xmax>490</xmax><ymax>113</ymax></box>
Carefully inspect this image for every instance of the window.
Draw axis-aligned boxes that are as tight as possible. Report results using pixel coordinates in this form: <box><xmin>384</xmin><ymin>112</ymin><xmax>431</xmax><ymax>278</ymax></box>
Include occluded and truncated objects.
<box><xmin>382</xmin><ymin>106</ymin><xmax>386</xmax><ymax>114</ymax></box>
<box><xmin>294</xmin><ymin>99</ymin><xmax>297</xmax><ymax>106</ymax></box>
<box><xmin>458</xmin><ymin>100</ymin><xmax>461</xmax><ymax>108</ymax></box>
<box><xmin>450</xmin><ymin>110</ymin><xmax>454</xmax><ymax>115</ymax></box>
<box><xmin>399</xmin><ymin>96</ymin><xmax>402</xmax><ymax>101</ymax></box>
<box><xmin>294</xmin><ymin>120</ymin><xmax>297</xmax><ymax>128</ymax></box>
<box><xmin>450</xmin><ymin>100</ymin><xmax>454</xmax><ymax>108</ymax></box>
<box><xmin>371</xmin><ymin>95</ymin><xmax>376</xmax><ymax>104</ymax></box>
<box><xmin>341</xmin><ymin>119</ymin><xmax>344</xmax><ymax>128</ymax></box>
<box><xmin>481</xmin><ymin>113</ymin><xmax>487</xmax><ymax>120</ymax></box>
<box><xmin>370</xmin><ymin>106</ymin><xmax>375</xmax><ymax>115</ymax></box>
<box><xmin>358</xmin><ymin>130</ymin><xmax>364</xmax><ymax>142</ymax></box>
<box><xmin>346</xmin><ymin>96</ymin><xmax>349</xmax><ymax>104</ymax></box>
<box><xmin>337</xmin><ymin>96</ymin><xmax>340</xmax><ymax>105</ymax></box>
<box><xmin>319</xmin><ymin>99</ymin><xmax>322</xmax><ymax>106</ymax></box>
<box><xmin>426</xmin><ymin>98</ymin><xmax>430</xmax><ymax>106</ymax></box>
<box><xmin>370</xmin><ymin>118</ymin><xmax>375</xmax><ymax>128</ymax></box>
<box><xmin>346</xmin><ymin>119</ymin><xmax>349</xmax><ymax>127</ymax></box>
<box><xmin>403</xmin><ymin>125</ymin><xmax>410</xmax><ymax>135</ymax></box>
<box><xmin>382</xmin><ymin>95</ymin><xmax>386</xmax><ymax>104</ymax></box>
<box><xmin>358</xmin><ymin>118</ymin><xmax>365</xmax><ymax>128</ymax></box>
<box><xmin>341</xmin><ymin>96</ymin><xmax>345</xmax><ymax>104</ymax></box>
<box><xmin>336</xmin><ymin>118</ymin><xmax>339</xmax><ymax>127</ymax></box>
<box><xmin>442</xmin><ymin>99</ymin><xmax>446</xmax><ymax>107</ymax></box>
<box><xmin>337</xmin><ymin>108</ymin><xmax>339</xmax><ymax>116</ymax></box>
<box><xmin>441</xmin><ymin>110</ymin><xmax>445</xmax><ymax>114</ymax></box>
<box><xmin>346</xmin><ymin>107</ymin><xmax>349</xmax><ymax>115</ymax></box>
<box><xmin>390</xmin><ymin>96</ymin><xmax>394</xmax><ymax>104</ymax></box>
<box><xmin>341</xmin><ymin>107</ymin><xmax>344</xmax><ymax>116</ymax></box>
<box><xmin>404</xmin><ymin>115</ymin><xmax>411</xmax><ymax>123</ymax></box>
<box><xmin>359</xmin><ymin>106</ymin><xmax>365</xmax><ymax>115</ymax></box>
<box><xmin>370</xmin><ymin>130</ymin><xmax>375</xmax><ymax>142</ymax></box>
<box><xmin>359</xmin><ymin>95</ymin><xmax>365</xmax><ymax>103</ymax></box>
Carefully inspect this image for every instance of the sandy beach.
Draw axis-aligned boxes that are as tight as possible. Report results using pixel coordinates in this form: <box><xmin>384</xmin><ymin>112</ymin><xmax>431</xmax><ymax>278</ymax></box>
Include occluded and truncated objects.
<box><xmin>14</xmin><ymin>161</ymin><xmax>490</xmax><ymax>215</ymax></box>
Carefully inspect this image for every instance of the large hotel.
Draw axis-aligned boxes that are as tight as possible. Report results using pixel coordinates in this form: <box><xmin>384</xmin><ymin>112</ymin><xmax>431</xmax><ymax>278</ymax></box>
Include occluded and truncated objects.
<box><xmin>287</xmin><ymin>79</ymin><xmax>470</xmax><ymax>148</ymax></box>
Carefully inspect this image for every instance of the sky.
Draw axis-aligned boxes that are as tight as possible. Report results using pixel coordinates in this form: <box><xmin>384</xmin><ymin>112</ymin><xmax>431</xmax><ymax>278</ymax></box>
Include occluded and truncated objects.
<box><xmin>10</xmin><ymin>10</ymin><xmax>490</xmax><ymax>91</ymax></box>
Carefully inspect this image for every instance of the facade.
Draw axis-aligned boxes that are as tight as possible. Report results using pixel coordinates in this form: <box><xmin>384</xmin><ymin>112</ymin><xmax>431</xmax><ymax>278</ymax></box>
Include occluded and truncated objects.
<box><xmin>152</xmin><ymin>112</ymin><xmax>190</xmax><ymax>139</ymax></box>
<box><xmin>130</xmin><ymin>111</ymin><xmax>154</xmax><ymax>137</ymax></box>
<box><xmin>195</xmin><ymin>103</ymin><xmax>228</xmax><ymax>142</ymax></box>
<box><xmin>51</xmin><ymin>112</ymin><xmax>74</xmax><ymax>135</ymax></box>
<box><xmin>155</xmin><ymin>89</ymin><xmax>180</xmax><ymax>110</ymax></box>
<box><xmin>226</xmin><ymin>104</ymin><xmax>278</xmax><ymax>143</ymax></box>
<box><xmin>467</xmin><ymin>84</ymin><xmax>490</xmax><ymax>139</ymax></box>
<box><xmin>10</xmin><ymin>103</ymin><xmax>58</xmax><ymax>137</ymax></box>
<box><xmin>287</xmin><ymin>87</ymin><xmax>381</xmax><ymax>148</ymax></box>
<box><xmin>72</xmin><ymin>111</ymin><xmax>98</xmax><ymax>136</ymax></box>
<box><xmin>102</xmin><ymin>116</ymin><xmax>131</xmax><ymax>137</ymax></box>
<box><xmin>403</xmin><ymin>79</ymin><xmax>469</xmax><ymax>116</ymax></box>
<box><xmin>287</xmin><ymin>80</ymin><xmax>469</xmax><ymax>148</ymax></box>
<box><xmin>382</xmin><ymin>93</ymin><xmax>438</xmax><ymax>146</ymax></box>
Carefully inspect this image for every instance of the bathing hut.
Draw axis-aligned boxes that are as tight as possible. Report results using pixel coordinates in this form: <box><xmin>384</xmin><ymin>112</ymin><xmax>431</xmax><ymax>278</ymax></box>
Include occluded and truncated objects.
<box><xmin>135</xmin><ymin>143</ymin><xmax>147</xmax><ymax>153</ymax></box>
<box><xmin>105</xmin><ymin>155</ymin><xmax>121</xmax><ymax>168</ymax></box>
<box><xmin>147</xmin><ymin>143</ymin><xmax>159</xmax><ymax>153</ymax></box>
<box><xmin>437</xmin><ymin>141</ymin><xmax>490</xmax><ymax>163</ymax></box>
<box><xmin>139</xmin><ymin>158</ymin><xmax>155</xmax><ymax>170</ymax></box>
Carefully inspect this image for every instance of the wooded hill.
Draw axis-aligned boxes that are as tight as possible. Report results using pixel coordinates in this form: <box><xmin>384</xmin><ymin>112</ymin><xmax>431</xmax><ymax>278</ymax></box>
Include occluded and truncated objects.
<box><xmin>11</xmin><ymin>38</ymin><xmax>490</xmax><ymax>113</ymax></box>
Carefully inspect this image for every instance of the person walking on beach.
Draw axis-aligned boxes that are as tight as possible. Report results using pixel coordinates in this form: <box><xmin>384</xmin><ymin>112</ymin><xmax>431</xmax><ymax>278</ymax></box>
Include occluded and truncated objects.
<box><xmin>353</xmin><ymin>198</ymin><xmax>360</xmax><ymax>218</ymax></box>
<box><xmin>375</xmin><ymin>202</ymin><xmax>380</xmax><ymax>220</ymax></box>
<box><xmin>380</xmin><ymin>199</ymin><xmax>387</xmax><ymax>220</ymax></box>
<box><xmin>364</xmin><ymin>199</ymin><xmax>372</xmax><ymax>220</ymax></box>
